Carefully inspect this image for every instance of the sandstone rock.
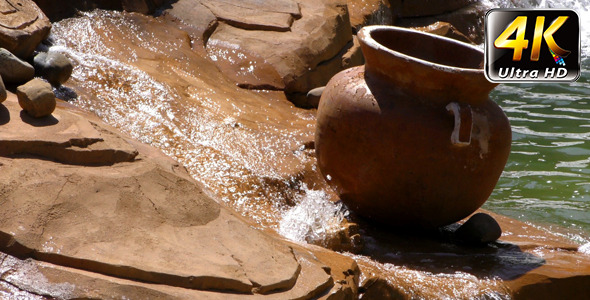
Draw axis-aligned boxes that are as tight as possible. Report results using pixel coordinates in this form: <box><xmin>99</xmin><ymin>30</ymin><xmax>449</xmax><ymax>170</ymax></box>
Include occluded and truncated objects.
<box><xmin>455</xmin><ymin>212</ymin><xmax>502</xmax><ymax>245</ymax></box>
<box><xmin>122</xmin><ymin>0</ymin><xmax>166</xmax><ymax>14</ymax></box>
<box><xmin>413</xmin><ymin>21</ymin><xmax>474</xmax><ymax>44</ymax></box>
<box><xmin>395</xmin><ymin>1</ymin><xmax>492</xmax><ymax>44</ymax></box>
<box><xmin>33</xmin><ymin>51</ymin><xmax>74</xmax><ymax>86</ymax></box>
<box><xmin>0</xmin><ymin>92</ymin><xmax>351</xmax><ymax>297</ymax></box>
<box><xmin>1</xmin><ymin>93</ymin><xmax>138</xmax><ymax>164</ymax></box>
<box><xmin>0</xmin><ymin>0</ymin><xmax>51</xmax><ymax>58</ymax></box>
<box><xmin>204</xmin><ymin>0</ymin><xmax>357</xmax><ymax>101</ymax></box>
<box><xmin>0</xmin><ymin>47</ymin><xmax>35</xmax><ymax>83</ymax></box>
<box><xmin>0</xmin><ymin>74</ymin><xmax>6</xmax><ymax>103</ymax></box>
<box><xmin>201</xmin><ymin>0</ymin><xmax>300</xmax><ymax>32</ymax></box>
<box><xmin>347</xmin><ymin>0</ymin><xmax>394</xmax><ymax>31</ymax></box>
<box><xmin>16</xmin><ymin>78</ymin><xmax>56</xmax><ymax>117</ymax></box>
<box><xmin>160</xmin><ymin>0</ymin><xmax>218</xmax><ymax>46</ymax></box>
<box><xmin>32</xmin><ymin>0</ymin><xmax>123</xmax><ymax>21</ymax></box>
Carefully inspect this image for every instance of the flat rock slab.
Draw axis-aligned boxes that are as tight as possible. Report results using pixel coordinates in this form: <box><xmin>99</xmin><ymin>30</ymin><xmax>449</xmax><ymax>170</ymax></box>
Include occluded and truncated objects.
<box><xmin>0</xmin><ymin>94</ymin><xmax>137</xmax><ymax>165</ymax></box>
<box><xmin>0</xmin><ymin>93</ymin><xmax>334</xmax><ymax>296</ymax></box>
<box><xmin>0</xmin><ymin>0</ymin><xmax>51</xmax><ymax>58</ymax></box>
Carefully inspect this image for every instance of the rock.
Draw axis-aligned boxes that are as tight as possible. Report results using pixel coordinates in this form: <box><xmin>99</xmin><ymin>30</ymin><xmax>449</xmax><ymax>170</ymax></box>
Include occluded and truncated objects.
<box><xmin>201</xmin><ymin>0</ymin><xmax>300</xmax><ymax>32</ymax></box>
<box><xmin>203</xmin><ymin>0</ymin><xmax>357</xmax><ymax>101</ymax></box>
<box><xmin>122</xmin><ymin>0</ymin><xmax>166</xmax><ymax>14</ymax></box>
<box><xmin>394</xmin><ymin>1</ymin><xmax>492</xmax><ymax>44</ymax></box>
<box><xmin>0</xmin><ymin>0</ymin><xmax>51</xmax><ymax>58</ymax></box>
<box><xmin>16</xmin><ymin>78</ymin><xmax>55</xmax><ymax>118</ymax></box>
<box><xmin>413</xmin><ymin>21</ymin><xmax>474</xmax><ymax>44</ymax></box>
<box><xmin>0</xmin><ymin>75</ymin><xmax>6</xmax><ymax>103</ymax></box>
<box><xmin>0</xmin><ymin>92</ymin><xmax>359</xmax><ymax>298</ymax></box>
<box><xmin>347</xmin><ymin>0</ymin><xmax>394</xmax><ymax>31</ymax></box>
<box><xmin>0</xmin><ymin>48</ymin><xmax>35</xmax><ymax>83</ymax></box>
<box><xmin>455</xmin><ymin>212</ymin><xmax>502</xmax><ymax>245</ymax></box>
<box><xmin>33</xmin><ymin>51</ymin><xmax>74</xmax><ymax>86</ymax></box>
<box><xmin>160</xmin><ymin>0</ymin><xmax>218</xmax><ymax>46</ymax></box>
<box><xmin>352</xmin><ymin>209</ymin><xmax>590</xmax><ymax>299</ymax></box>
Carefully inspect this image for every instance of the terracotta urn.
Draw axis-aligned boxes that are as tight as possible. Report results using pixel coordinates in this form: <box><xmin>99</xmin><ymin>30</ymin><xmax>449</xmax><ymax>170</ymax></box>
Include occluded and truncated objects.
<box><xmin>315</xmin><ymin>25</ymin><xmax>511</xmax><ymax>229</ymax></box>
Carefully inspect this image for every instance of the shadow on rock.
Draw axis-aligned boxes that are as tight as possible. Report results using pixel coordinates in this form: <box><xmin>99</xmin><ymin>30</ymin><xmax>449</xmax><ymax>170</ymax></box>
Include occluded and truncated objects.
<box><xmin>354</xmin><ymin>217</ymin><xmax>545</xmax><ymax>281</ymax></box>
<box><xmin>0</xmin><ymin>104</ymin><xmax>9</xmax><ymax>125</ymax></box>
<box><xmin>20</xmin><ymin>110</ymin><xmax>59</xmax><ymax>127</ymax></box>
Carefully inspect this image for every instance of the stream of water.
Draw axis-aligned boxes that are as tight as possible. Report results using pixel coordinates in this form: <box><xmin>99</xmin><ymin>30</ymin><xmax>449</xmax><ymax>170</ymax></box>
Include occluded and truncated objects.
<box><xmin>483</xmin><ymin>0</ymin><xmax>590</xmax><ymax>245</ymax></box>
<box><xmin>40</xmin><ymin>1</ymin><xmax>590</xmax><ymax>298</ymax></box>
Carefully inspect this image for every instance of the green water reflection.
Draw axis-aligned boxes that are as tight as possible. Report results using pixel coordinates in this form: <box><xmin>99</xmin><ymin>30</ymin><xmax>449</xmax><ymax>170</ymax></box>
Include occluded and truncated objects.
<box><xmin>485</xmin><ymin>63</ymin><xmax>590</xmax><ymax>238</ymax></box>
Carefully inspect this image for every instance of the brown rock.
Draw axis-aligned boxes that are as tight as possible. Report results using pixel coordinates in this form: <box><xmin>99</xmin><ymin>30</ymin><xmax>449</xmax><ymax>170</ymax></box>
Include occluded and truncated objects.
<box><xmin>201</xmin><ymin>0</ymin><xmax>299</xmax><ymax>32</ymax></box>
<box><xmin>32</xmin><ymin>0</ymin><xmax>123</xmax><ymax>21</ymax></box>
<box><xmin>395</xmin><ymin>1</ymin><xmax>492</xmax><ymax>44</ymax></box>
<box><xmin>347</xmin><ymin>0</ymin><xmax>394</xmax><ymax>30</ymax></box>
<box><xmin>1</xmin><ymin>93</ymin><xmax>137</xmax><ymax>164</ymax></box>
<box><xmin>0</xmin><ymin>47</ymin><xmax>35</xmax><ymax>83</ymax></box>
<box><xmin>0</xmin><ymin>93</ymin><xmax>342</xmax><ymax>297</ymax></box>
<box><xmin>16</xmin><ymin>78</ymin><xmax>55</xmax><ymax>118</ymax></box>
<box><xmin>160</xmin><ymin>0</ymin><xmax>218</xmax><ymax>46</ymax></box>
<box><xmin>122</xmin><ymin>0</ymin><xmax>166</xmax><ymax>14</ymax></box>
<box><xmin>204</xmin><ymin>0</ymin><xmax>356</xmax><ymax>99</ymax></box>
<box><xmin>0</xmin><ymin>0</ymin><xmax>51</xmax><ymax>58</ymax></box>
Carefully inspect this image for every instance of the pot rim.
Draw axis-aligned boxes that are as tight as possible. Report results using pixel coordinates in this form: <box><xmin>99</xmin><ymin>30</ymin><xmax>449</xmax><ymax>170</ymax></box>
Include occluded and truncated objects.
<box><xmin>358</xmin><ymin>25</ymin><xmax>485</xmax><ymax>75</ymax></box>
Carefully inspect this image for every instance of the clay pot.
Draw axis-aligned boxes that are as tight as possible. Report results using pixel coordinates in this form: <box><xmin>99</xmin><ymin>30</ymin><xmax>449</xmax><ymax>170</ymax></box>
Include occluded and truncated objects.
<box><xmin>315</xmin><ymin>25</ymin><xmax>511</xmax><ymax>229</ymax></box>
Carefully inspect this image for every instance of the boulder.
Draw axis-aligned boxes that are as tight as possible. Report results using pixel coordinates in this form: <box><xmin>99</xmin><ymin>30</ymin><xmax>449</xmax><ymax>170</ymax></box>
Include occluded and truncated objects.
<box><xmin>0</xmin><ymin>47</ymin><xmax>35</xmax><ymax>83</ymax></box>
<box><xmin>16</xmin><ymin>78</ymin><xmax>55</xmax><ymax>117</ymax></box>
<box><xmin>33</xmin><ymin>51</ymin><xmax>74</xmax><ymax>86</ymax></box>
<box><xmin>31</xmin><ymin>0</ymin><xmax>166</xmax><ymax>21</ymax></box>
<box><xmin>0</xmin><ymin>0</ymin><xmax>51</xmax><ymax>58</ymax></box>
<box><xmin>200</xmin><ymin>0</ymin><xmax>357</xmax><ymax>103</ymax></box>
<box><xmin>0</xmin><ymin>74</ymin><xmax>6</xmax><ymax>103</ymax></box>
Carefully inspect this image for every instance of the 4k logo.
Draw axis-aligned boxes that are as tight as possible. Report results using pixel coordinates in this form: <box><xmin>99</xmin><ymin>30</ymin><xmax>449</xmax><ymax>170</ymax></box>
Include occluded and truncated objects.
<box><xmin>485</xmin><ymin>9</ymin><xmax>580</xmax><ymax>82</ymax></box>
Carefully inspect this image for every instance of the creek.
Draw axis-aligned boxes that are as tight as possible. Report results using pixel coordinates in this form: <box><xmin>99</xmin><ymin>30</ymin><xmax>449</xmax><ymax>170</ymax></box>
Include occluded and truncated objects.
<box><xmin>44</xmin><ymin>1</ymin><xmax>590</xmax><ymax>298</ymax></box>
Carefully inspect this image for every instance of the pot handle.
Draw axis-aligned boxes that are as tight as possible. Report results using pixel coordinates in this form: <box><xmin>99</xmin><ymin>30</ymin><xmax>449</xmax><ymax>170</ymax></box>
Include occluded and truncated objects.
<box><xmin>446</xmin><ymin>102</ymin><xmax>472</xmax><ymax>147</ymax></box>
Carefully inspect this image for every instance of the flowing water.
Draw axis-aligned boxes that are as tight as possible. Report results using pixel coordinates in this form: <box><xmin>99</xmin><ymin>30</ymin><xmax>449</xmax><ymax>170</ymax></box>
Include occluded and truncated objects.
<box><xmin>43</xmin><ymin>1</ymin><xmax>590</xmax><ymax>298</ymax></box>
<box><xmin>483</xmin><ymin>0</ymin><xmax>590</xmax><ymax>245</ymax></box>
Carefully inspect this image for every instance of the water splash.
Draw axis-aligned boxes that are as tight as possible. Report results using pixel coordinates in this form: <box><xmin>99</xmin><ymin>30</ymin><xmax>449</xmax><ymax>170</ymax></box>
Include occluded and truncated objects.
<box><xmin>278</xmin><ymin>186</ymin><xmax>348</xmax><ymax>246</ymax></box>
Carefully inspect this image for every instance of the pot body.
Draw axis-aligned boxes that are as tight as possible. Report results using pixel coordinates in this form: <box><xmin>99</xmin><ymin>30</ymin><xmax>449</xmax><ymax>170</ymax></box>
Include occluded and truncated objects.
<box><xmin>315</xmin><ymin>26</ymin><xmax>511</xmax><ymax>229</ymax></box>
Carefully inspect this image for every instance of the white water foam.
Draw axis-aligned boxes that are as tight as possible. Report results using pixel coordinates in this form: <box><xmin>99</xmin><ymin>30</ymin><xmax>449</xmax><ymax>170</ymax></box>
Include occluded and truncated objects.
<box><xmin>278</xmin><ymin>186</ymin><xmax>348</xmax><ymax>245</ymax></box>
<box><xmin>580</xmin><ymin>242</ymin><xmax>590</xmax><ymax>254</ymax></box>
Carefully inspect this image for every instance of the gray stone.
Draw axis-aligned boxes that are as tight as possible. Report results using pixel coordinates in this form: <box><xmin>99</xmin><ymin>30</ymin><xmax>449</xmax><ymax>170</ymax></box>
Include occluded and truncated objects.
<box><xmin>0</xmin><ymin>74</ymin><xmax>6</xmax><ymax>103</ymax></box>
<box><xmin>33</xmin><ymin>51</ymin><xmax>74</xmax><ymax>86</ymax></box>
<box><xmin>455</xmin><ymin>213</ymin><xmax>502</xmax><ymax>245</ymax></box>
<box><xmin>16</xmin><ymin>78</ymin><xmax>55</xmax><ymax>118</ymax></box>
<box><xmin>0</xmin><ymin>48</ymin><xmax>35</xmax><ymax>83</ymax></box>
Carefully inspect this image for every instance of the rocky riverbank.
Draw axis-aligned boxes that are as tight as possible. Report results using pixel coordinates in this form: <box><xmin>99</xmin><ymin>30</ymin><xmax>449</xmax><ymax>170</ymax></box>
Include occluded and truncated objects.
<box><xmin>1</xmin><ymin>0</ymin><xmax>590</xmax><ymax>299</ymax></box>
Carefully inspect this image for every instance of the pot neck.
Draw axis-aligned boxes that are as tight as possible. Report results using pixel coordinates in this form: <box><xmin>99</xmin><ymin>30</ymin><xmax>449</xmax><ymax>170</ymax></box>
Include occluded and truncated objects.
<box><xmin>358</xmin><ymin>26</ymin><xmax>498</xmax><ymax>105</ymax></box>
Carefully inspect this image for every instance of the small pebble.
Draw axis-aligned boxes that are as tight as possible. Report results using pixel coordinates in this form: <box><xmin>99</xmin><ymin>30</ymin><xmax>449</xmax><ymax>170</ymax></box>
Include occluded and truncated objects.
<box><xmin>455</xmin><ymin>213</ymin><xmax>502</xmax><ymax>245</ymax></box>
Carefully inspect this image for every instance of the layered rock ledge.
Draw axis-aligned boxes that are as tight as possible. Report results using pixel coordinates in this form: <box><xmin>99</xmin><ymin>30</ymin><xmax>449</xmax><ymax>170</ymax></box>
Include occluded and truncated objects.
<box><xmin>0</xmin><ymin>93</ymin><xmax>358</xmax><ymax>299</ymax></box>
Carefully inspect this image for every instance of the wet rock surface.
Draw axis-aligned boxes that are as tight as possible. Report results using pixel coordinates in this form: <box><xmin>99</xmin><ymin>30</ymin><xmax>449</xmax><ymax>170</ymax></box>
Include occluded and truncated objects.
<box><xmin>16</xmin><ymin>78</ymin><xmax>56</xmax><ymax>117</ymax></box>
<box><xmin>0</xmin><ymin>47</ymin><xmax>35</xmax><ymax>83</ymax></box>
<box><xmin>33</xmin><ymin>51</ymin><xmax>73</xmax><ymax>86</ymax></box>
<box><xmin>0</xmin><ymin>93</ymin><xmax>353</xmax><ymax>298</ymax></box>
<box><xmin>0</xmin><ymin>0</ymin><xmax>51</xmax><ymax>58</ymax></box>
<box><xmin>1</xmin><ymin>5</ymin><xmax>589</xmax><ymax>300</ymax></box>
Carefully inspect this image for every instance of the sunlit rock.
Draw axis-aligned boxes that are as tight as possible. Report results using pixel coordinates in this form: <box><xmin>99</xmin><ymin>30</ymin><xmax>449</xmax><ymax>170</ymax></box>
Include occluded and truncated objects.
<box><xmin>16</xmin><ymin>78</ymin><xmax>56</xmax><ymax>118</ymax></box>
<box><xmin>0</xmin><ymin>0</ymin><xmax>51</xmax><ymax>58</ymax></box>
<box><xmin>34</xmin><ymin>51</ymin><xmax>73</xmax><ymax>86</ymax></box>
